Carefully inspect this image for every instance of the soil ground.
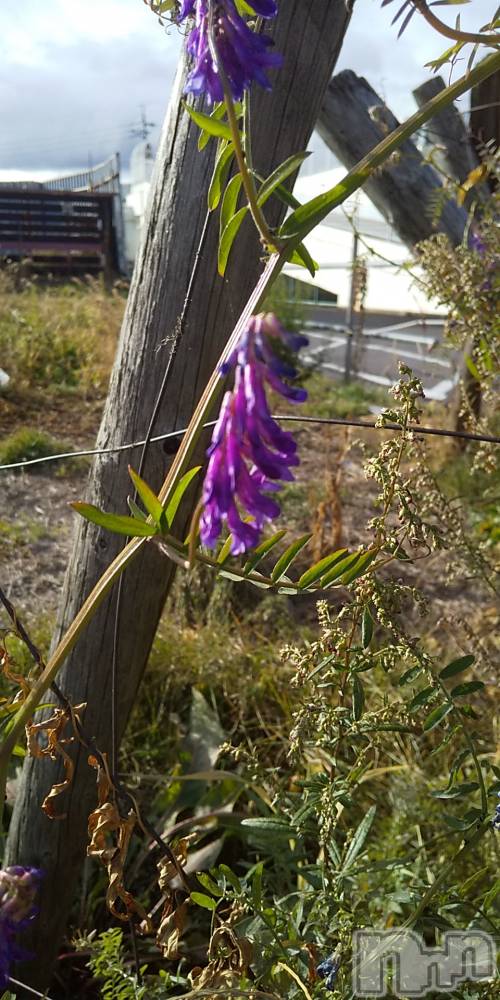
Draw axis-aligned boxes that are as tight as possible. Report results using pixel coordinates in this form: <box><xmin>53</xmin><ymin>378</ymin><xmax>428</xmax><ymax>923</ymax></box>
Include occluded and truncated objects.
<box><xmin>1</xmin><ymin>393</ymin><xmax>497</xmax><ymax>677</ymax></box>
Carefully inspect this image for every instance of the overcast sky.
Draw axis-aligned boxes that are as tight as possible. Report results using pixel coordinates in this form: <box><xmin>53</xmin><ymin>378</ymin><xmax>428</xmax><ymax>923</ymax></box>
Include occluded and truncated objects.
<box><xmin>0</xmin><ymin>0</ymin><xmax>494</xmax><ymax>181</ymax></box>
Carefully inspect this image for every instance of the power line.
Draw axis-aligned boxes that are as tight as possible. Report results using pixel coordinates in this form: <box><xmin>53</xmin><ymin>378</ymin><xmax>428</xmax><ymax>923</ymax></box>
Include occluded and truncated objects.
<box><xmin>0</xmin><ymin>414</ymin><xmax>498</xmax><ymax>473</ymax></box>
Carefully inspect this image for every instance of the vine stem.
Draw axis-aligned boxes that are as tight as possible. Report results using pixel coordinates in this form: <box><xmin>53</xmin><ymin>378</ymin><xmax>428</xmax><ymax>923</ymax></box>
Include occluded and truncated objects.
<box><xmin>412</xmin><ymin>0</ymin><xmax>499</xmax><ymax>47</ymax></box>
<box><xmin>1</xmin><ymin>50</ymin><xmax>499</xmax><ymax>819</ymax></box>
<box><xmin>207</xmin><ymin>14</ymin><xmax>278</xmax><ymax>249</ymax></box>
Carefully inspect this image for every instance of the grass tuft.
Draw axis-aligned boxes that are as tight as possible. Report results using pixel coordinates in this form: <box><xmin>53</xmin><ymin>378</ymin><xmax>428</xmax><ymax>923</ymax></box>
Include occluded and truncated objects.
<box><xmin>0</xmin><ymin>427</ymin><xmax>69</xmax><ymax>468</ymax></box>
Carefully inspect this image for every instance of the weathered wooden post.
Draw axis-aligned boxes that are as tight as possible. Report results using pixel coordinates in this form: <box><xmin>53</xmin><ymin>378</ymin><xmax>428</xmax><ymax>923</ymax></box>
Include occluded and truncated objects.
<box><xmin>317</xmin><ymin>69</ymin><xmax>467</xmax><ymax>248</ymax></box>
<box><xmin>6</xmin><ymin>1</ymin><xmax>354</xmax><ymax>987</ymax></box>
<box><xmin>470</xmin><ymin>69</ymin><xmax>500</xmax><ymax>152</ymax></box>
<box><xmin>414</xmin><ymin>74</ymin><xmax>499</xmax><ymax>434</ymax></box>
<box><xmin>413</xmin><ymin>75</ymin><xmax>482</xmax><ymax>189</ymax></box>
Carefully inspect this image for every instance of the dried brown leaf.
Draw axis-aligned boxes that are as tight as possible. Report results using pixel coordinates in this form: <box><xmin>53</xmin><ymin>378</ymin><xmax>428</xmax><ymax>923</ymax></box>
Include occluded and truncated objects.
<box><xmin>27</xmin><ymin>703</ymin><xmax>86</xmax><ymax>819</ymax></box>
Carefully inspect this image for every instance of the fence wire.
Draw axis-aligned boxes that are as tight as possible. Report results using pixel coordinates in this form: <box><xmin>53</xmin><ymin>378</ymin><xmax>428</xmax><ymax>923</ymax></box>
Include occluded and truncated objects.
<box><xmin>0</xmin><ymin>415</ymin><xmax>498</xmax><ymax>473</ymax></box>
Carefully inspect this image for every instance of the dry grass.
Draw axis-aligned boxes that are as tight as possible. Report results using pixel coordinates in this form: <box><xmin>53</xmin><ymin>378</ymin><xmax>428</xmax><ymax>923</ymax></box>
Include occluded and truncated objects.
<box><xmin>0</xmin><ymin>269</ymin><xmax>125</xmax><ymax>396</ymax></box>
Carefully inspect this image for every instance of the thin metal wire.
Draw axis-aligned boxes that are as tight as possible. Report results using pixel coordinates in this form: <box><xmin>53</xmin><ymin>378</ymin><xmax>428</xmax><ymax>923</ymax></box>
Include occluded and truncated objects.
<box><xmin>110</xmin><ymin>206</ymin><xmax>212</xmax><ymax>778</ymax></box>
<box><xmin>0</xmin><ymin>414</ymin><xmax>498</xmax><ymax>475</ymax></box>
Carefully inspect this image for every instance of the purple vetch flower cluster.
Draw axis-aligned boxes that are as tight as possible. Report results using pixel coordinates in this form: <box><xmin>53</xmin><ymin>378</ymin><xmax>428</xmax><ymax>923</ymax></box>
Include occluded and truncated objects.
<box><xmin>200</xmin><ymin>313</ymin><xmax>308</xmax><ymax>554</ymax></box>
<box><xmin>178</xmin><ymin>0</ymin><xmax>282</xmax><ymax>102</ymax></box>
<box><xmin>316</xmin><ymin>953</ymin><xmax>341</xmax><ymax>991</ymax></box>
<box><xmin>0</xmin><ymin>866</ymin><xmax>42</xmax><ymax>987</ymax></box>
<box><xmin>493</xmin><ymin>792</ymin><xmax>500</xmax><ymax>831</ymax></box>
<box><xmin>468</xmin><ymin>229</ymin><xmax>487</xmax><ymax>257</ymax></box>
<box><xmin>468</xmin><ymin>226</ymin><xmax>499</xmax><ymax>294</ymax></box>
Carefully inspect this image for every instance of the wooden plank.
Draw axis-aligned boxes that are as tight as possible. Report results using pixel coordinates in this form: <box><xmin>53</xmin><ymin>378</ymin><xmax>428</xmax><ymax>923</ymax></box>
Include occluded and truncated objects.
<box><xmin>317</xmin><ymin>69</ymin><xmax>467</xmax><ymax>248</ymax></box>
<box><xmin>413</xmin><ymin>75</ymin><xmax>481</xmax><ymax>186</ymax></box>
<box><xmin>5</xmin><ymin>2</ymin><xmax>354</xmax><ymax>986</ymax></box>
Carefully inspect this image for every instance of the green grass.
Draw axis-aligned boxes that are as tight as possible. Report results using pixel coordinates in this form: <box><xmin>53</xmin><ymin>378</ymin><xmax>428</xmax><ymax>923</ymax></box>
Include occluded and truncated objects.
<box><xmin>301</xmin><ymin>371</ymin><xmax>389</xmax><ymax>419</ymax></box>
<box><xmin>0</xmin><ymin>427</ymin><xmax>90</xmax><ymax>475</ymax></box>
<box><xmin>0</xmin><ymin>517</ymin><xmax>52</xmax><ymax>548</ymax></box>
<box><xmin>0</xmin><ymin>427</ymin><xmax>69</xmax><ymax>467</ymax></box>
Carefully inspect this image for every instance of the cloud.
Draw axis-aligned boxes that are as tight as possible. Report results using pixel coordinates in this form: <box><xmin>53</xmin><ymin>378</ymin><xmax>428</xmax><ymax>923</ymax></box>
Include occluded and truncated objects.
<box><xmin>0</xmin><ymin>0</ymin><xmax>494</xmax><ymax>176</ymax></box>
<box><xmin>0</xmin><ymin>34</ymin><xmax>180</xmax><ymax>171</ymax></box>
<box><xmin>336</xmin><ymin>0</ymin><xmax>493</xmax><ymax>120</ymax></box>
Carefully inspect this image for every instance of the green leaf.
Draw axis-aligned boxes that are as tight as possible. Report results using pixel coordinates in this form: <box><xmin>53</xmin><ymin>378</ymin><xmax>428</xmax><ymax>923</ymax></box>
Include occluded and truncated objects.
<box><xmin>217</xmin><ymin>864</ymin><xmax>242</xmax><ymax>892</ymax></box>
<box><xmin>268</xmin><ymin>178</ymin><xmax>301</xmax><ymax>211</ymax></box>
<box><xmin>190</xmin><ymin>891</ymin><xmax>216</xmax><ymax>911</ymax></box>
<box><xmin>196</xmin><ymin>873</ymin><xmax>224</xmax><ymax>897</ymax></box>
<box><xmin>184</xmin><ymin>102</ymin><xmax>233</xmax><ymax>142</ymax></box>
<box><xmin>443</xmin><ymin>814</ymin><xmax>476</xmax><ymax>832</ymax></box>
<box><xmin>198</xmin><ymin>102</ymin><xmax>228</xmax><ymax>150</ymax></box>
<box><xmin>289</xmin><ymin>243</ymin><xmax>318</xmax><ymax>277</ymax></box>
<box><xmin>220</xmin><ymin>173</ymin><xmax>243</xmax><ymax>235</ymax></box>
<box><xmin>464</xmin><ymin>354</ymin><xmax>482</xmax><ymax>382</ymax></box>
<box><xmin>251</xmin><ymin>861</ymin><xmax>264</xmax><ymax>910</ymax></box>
<box><xmin>307</xmin><ymin>652</ymin><xmax>338</xmax><ymax>681</ymax></box>
<box><xmin>408</xmin><ymin>686</ymin><xmax>436</xmax><ymax>712</ymax></box>
<box><xmin>399</xmin><ymin>665</ymin><xmax>423</xmax><ymax>686</ymax></box>
<box><xmin>218</xmin><ymin>206</ymin><xmax>248</xmax><ymax>276</ymax></box>
<box><xmin>280</xmin><ymin>172</ymin><xmax>360</xmax><ymax>240</ymax></box>
<box><xmin>297</xmin><ymin>549</ymin><xmax>348</xmax><ymax>590</ymax></box>
<box><xmin>343</xmin><ymin>806</ymin><xmax>376</xmax><ymax>869</ymax></box>
<box><xmin>482</xmin><ymin>878</ymin><xmax>500</xmax><ymax>911</ymax></box>
<box><xmin>243</xmin><ymin>530</ymin><xmax>287</xmax><ymax>574</ymax></box>
<box><xmin>341</xmin><ymin>549</ymin><xmax>377</xmax><ymax>585</ymax></box>
<box><xmin>71</xmin><ymin>502</ymin><xmax>158</xmax><ymax>537</ymax></box>
<box><xmin>352</xmin><ymin>674</ymin><xmax>365</xmax><ymax>721</ymax></box>
<box><xmin>165</xmin><ymin>467</ymin><xmax>201</xmax><ymax>527</ymax></box>
<box><xmin>217</xmin><ymin>534</ymin><xmax>234</xmax><ymax>565</ymax></box>
<box><xmin>450</xmin><ymin>680</ymin><xmax>485</xmax><ymax>698</ymax></box>
<box><xmin>235</xmin><ymin>0</ymin><xmax>257</xmax><ymax>14</ymax></box>
<box><xmin>241</xmin><ymin>817</ymin><xmax>292</xmax><ymax>836</ymax></box>
<box><xmin>440</xmin><ymin>654</ymin><xmax>475</xmax><ymax>679</ymax></box>
<box><xmin>208</xmin><ymin>141</ymin><xmax>234</xmax><ymax>210</ymax></box>
<box><xmin>361</xmin><ymin>607</ymin><xmax>374</xmax><ymax>648</ymax></box>
<box><xmin>257</xmin><ymin>151</ymin><xmax>311</xmax><ymax>207</ymax></box>
<box><xmin>431</xmin><ymin>781</ymin><xmax>479</xmax><ymax>799</ymax></box>
<box><xmin>220</xmin><ymin>568</ymin><xmax>269</xmax><ymax>587</ymax></box>
<box><xmin>127</xmin><ymin>497</ymin><xmax>147</xmax><ymax>522</ymax></box>
<box><xmin>271</xmin><ymin>534</ymin><xmax>312</xmax><ymax>582</ymax></box>
<box><xmin>423</xmin><ymin>702</ymin><xmax>453</xmax><ymax>732</ymax></box>
<box><xmin>425</xmin><ymin>41</ymin><xmax>464</xmax><ymax>73</ymax></box>
<box><xmin>128</xmin><ymin>467</ymin><xmax>165</xmax><ymax>526</ymax></box>
<box><xmin>321</xmin><ymin>551</ymin><xmax>363</xmax><ymax>587</ymax></box>
<box><xmin>450</xmin><ymin>748</ymin><xmax>471</xmax><ymax>774</ymax></box>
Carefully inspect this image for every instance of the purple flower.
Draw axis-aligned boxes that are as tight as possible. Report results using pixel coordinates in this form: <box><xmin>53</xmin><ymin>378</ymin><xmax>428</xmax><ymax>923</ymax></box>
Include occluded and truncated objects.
<box><xmin>179</xmin><ymin>0</ymin><xmax>282</xmax><ymax>103</ymax></box>
<box><xmin>200</xmin><ymin>313</ymin><xmax>307</xmax><ymax>555</ymax></box>
<box><xmin>467</xmin><ymin>227</ymin><xmax>499</xmax><ymax>293</ymax></box>
<box><xmin>317</xmin><ymin>953</ymin><xmax>341</xmax><ymax>991</ymax></box>
<box><xmin>0</xmin><ymin>866</ymin><xmax>42</xmax><ymax>987</ymax></box>
<box><xmin>468</xmin><ymin>229</ymin><xmax>487</xmax><ymax>257</ymax></box>
<box><xmin>493</xmin><ymin>793</ymin><xmax>500</xmax><ymax>831</ymax></box>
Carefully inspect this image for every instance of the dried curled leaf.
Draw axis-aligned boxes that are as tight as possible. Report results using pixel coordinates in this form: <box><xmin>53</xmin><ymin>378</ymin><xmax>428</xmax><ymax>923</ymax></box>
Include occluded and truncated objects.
<box><xmin>157</xmin><ymin>835</ymin><xmax>197</xmax><ymax>890</ymax></box>
<box><xmin>87</xmin><ymin>755</ymin><xmax>153</xmax><ymax>930</ymax></box>
<box><xmin>190</xmin><ymin>924</ymin><xmax>253</xmax><ymax>994</ymax></box>
<box><xmin>156</xmin><ymin>897</ymin><xmax>189</xmax><ymax>959</ymax></box>
<box><xmin>27</xmin><ymin>703</ymin><xmax>86</xmax><ymax>819</ymax></box>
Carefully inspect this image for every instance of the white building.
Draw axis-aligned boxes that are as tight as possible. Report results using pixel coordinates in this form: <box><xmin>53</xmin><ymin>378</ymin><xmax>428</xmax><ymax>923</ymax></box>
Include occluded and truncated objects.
<box><xmin>122</xmin><ymin>140</ymin><xmax>155</xmax><ymax>267</ymax></box>
<box><xmin>122</xmin><ymin>132</ymin><xmax>443</xmax><ymax>317</ymax></box>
